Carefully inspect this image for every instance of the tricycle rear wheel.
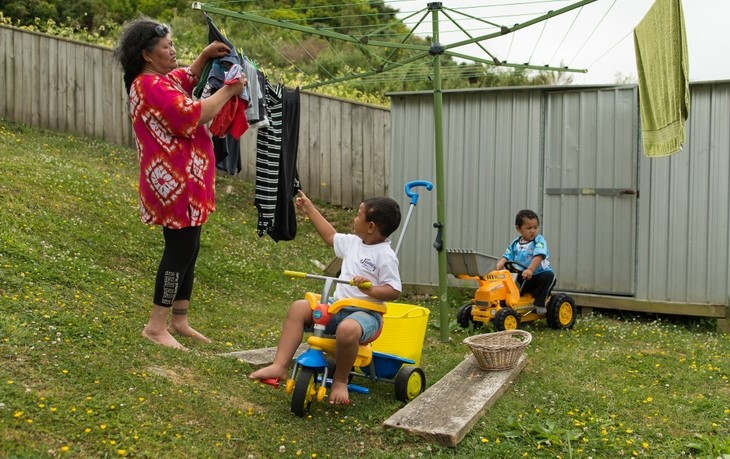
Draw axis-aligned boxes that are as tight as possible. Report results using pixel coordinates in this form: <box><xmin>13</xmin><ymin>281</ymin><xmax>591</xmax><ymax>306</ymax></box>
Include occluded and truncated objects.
<box><xmin>394</xmin><ymin>366</ymin><xmax>426</xmax><ymax>402</ymax></box>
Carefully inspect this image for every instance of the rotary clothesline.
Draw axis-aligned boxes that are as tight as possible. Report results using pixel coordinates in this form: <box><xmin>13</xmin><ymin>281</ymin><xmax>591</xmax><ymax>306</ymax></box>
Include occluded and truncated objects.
<box><xmin>193</xmin><ymin>0</ymin><xmax>601</xmax><ymax>341</ymax></box>
<box><xmin>200</xmin><ymin>0</ymin><xmax>623</xmax><ymax>77</ymax></box>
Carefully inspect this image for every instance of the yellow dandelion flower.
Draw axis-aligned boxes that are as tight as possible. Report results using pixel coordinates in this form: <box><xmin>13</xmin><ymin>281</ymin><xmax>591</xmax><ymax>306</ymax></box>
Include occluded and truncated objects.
<box><xmin>62</xmin><ymin>369</ymin><xmax>68</xmax><ymax>374</ymax></box>
<box><xmin>480</xmin><ymin>437</ymin><xmax>489</xmax><ymax>443</ymax></box>
<box><xmin>226</xmin><ymin>433</ymin><xmax>231</xmax><ymax>440</ymax></box>
<box><xmin>84</xmin><ymin>428</ymin><xmax>91</xmax><ymax>433</ymax></box>
<box><xmin>13</xmin><ymin>411</ymin><xmax>23</xmax><ymax>418</ymax></box>
<box><xmin>6</xmin><ymin>380</ymin><xmax>13</xmax><ymax>385</ymax></box>
<box><xmin>117</xmin><ymin>450</ymin><xmax>127</xmax><ymax>456</ymax></box>
<box><xmin>642</xmin><ymin>442</ymin><xmax>649</xmax><ymax>449</ymax></box>
<box><xmin>61</xmin><ymin>446</ymin><xmax>69</xmax><ymax>452</ymax></box>
<box><xmin>100</xmin><ymin>424</ymin><xmax>107</xmax><ymax>430</ymax></box>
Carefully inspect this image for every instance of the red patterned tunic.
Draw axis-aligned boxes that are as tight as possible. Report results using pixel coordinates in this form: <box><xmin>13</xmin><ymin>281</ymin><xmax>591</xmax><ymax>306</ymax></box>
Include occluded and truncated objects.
<box><xmin>129</xmin><ymin>67</ymin><xmax>215</xmax><ymax>229</ymax></box>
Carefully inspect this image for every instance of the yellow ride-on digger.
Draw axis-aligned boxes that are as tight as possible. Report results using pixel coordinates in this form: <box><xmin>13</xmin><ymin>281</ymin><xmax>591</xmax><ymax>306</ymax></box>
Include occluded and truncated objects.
<box><xmin>447</xmin><ymin>250</ymin><xmax>577</xmax><ymax>331</ymax></box>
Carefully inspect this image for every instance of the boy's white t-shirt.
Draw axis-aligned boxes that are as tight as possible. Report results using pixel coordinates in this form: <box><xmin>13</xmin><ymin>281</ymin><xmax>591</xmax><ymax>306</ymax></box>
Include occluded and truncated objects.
<box><xmin>332</xmin><ymin>233</ymin><xmax>401</xmax><ymax>302</ymax></box>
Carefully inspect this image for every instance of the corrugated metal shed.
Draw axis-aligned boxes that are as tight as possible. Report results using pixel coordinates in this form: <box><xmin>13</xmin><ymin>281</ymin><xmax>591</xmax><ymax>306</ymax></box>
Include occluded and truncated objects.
<box><xmin>389</xmin><ymin>81</ymin><xmax>730</xmax><ymax>308</ymax></box>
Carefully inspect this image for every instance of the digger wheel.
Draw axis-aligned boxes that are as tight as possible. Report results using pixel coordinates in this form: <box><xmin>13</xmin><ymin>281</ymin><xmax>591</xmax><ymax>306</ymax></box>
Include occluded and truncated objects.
<box><xmin>456</xmin><ymin>303</ymin><xmax>473</xmax><ymax>328</ymax></box>
<box><xmin>494</xmin><ymin>307</ymin><xmax>520</xmax><ymax>331</ymax></box>
<box><xmin>546</xmin><ymin>293</ymin><xmax>577</xmax><ymax>329</ymax></box>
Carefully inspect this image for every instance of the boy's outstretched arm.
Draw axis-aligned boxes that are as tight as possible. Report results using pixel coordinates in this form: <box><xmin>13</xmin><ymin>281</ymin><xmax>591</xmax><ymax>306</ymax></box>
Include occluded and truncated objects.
<box><xmin>295</xmin><ymin>190</ymin><xmax>336</xmax><ymax>246</ymax></box>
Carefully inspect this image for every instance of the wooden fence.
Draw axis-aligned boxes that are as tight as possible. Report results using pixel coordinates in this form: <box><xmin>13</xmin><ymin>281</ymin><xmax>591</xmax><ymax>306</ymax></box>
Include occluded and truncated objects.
<box><xmin>0</xmin><ymin>24</ymin><xmax>391</xmax><ymax>208</ymax></box>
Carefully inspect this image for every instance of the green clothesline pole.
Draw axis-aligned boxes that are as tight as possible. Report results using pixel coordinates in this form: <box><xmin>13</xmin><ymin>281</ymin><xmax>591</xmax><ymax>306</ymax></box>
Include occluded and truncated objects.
<box><xmin>429</xmin><ymin>2</ymin><xmax>449</xmax><ymax>342</ymax></box>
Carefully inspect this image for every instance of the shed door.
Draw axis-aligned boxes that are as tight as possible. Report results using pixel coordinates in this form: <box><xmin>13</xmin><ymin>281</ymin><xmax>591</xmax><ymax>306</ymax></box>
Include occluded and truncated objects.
<box><xmin>543</xmin><ymin>88</ymin><xmax>638</xmax><ymax>295</ymax></box>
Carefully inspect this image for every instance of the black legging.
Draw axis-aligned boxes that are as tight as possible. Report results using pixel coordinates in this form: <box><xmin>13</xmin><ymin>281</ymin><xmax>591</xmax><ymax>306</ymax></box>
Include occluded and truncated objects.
<box><xmin>517</xmin><ymin>270</ymin><xmax>556</xmax><ymax>308</ymax></box>
<box><xmin>153</xmin><ymin>226</ymin><xmax>202</xmax><ymax>307</ymax></box>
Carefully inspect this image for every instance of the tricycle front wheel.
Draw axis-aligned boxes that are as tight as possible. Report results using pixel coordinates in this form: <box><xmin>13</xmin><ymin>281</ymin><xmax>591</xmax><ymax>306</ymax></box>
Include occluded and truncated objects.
<box><xmin>394</xmin><ymin>366</ymin><xmax>426</xmax><ymax>402</ymax></box>
<box><xmin>291</xmin><ymin>367</ymin><xmax>321</xmax><ymax>417</ymax></box>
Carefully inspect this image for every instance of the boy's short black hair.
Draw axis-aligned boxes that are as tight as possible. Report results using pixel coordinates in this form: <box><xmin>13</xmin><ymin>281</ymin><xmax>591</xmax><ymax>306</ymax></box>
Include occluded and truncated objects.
<box><xmin>515</xmin><ymin>209</ymin><xmax>539</xmax><ymax>227</ymax></box>
<box><xmin>363</xmin><ymin>197</ymin><xmax>401</xmax><ymax>237</ymax></box>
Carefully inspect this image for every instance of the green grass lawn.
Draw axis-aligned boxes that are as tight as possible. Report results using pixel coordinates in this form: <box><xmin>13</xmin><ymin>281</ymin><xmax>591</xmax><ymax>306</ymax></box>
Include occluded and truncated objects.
<box><xmin>0</xmin><ymin>119</ymin><xmax>728</xmax><ymax>458</ymax></box>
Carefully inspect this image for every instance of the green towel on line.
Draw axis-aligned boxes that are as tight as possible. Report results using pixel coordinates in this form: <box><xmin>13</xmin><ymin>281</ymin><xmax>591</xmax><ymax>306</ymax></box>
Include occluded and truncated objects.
<box><xmin>634</xmin><ymin>0</ymin><xmax>690</xmax><ymax>158</ymax></box>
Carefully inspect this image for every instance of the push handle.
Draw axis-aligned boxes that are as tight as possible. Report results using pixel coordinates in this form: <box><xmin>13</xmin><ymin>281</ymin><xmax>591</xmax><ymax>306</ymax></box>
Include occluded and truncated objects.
<box><xmin>404</xmin><ymin>180</ymin><xmax>433</xmax><ymax>206</ymax></box>
<box><xmin>283</xmin><ymin>270</ymin><xmax>372</xmax><ymax>288</ymax></box>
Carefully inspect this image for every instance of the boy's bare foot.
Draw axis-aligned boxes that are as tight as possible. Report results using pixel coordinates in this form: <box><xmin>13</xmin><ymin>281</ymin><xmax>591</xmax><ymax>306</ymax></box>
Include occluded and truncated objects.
<box><xmin>329</xmin><ymin>379</ymin><xmax>350</xmax><ymax>405</ymax></box>
<box><xmin>141</xmin><ymin>328</ymin><xmax>188</xmax><ymax>351</ymax></box>
<box><xmin>168</xmin><ymin>324</ymin><xmax>212</xmax><ymax>343</ymax></box>
<box><xmin>249</xmin><ymin>364</ymin><xmax>288</xmax><ymax>382</ymax></box>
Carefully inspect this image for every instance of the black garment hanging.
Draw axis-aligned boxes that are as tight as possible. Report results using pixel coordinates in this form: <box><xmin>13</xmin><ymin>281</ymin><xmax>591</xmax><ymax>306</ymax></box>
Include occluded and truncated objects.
<box><xmin>269</xmin><ymin>86</ymin><xmax>301</xmax><ymax>242</ymax></box>
<box><xmin>213</xmin><ymin>134</ymin><xmax>241</xmax><ymax>175</ymax></box>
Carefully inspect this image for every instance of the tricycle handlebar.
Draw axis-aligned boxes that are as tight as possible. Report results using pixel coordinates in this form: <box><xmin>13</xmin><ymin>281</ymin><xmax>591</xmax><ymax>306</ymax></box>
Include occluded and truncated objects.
<box><xmin>283</xmin><ymin>270</ymin><xmax>372</xmax><ymax>289</ymax></box>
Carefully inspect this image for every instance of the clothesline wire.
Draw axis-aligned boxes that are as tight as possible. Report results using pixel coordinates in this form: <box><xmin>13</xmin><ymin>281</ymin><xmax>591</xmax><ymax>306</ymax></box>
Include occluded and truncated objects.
<box><xmin>527</xmin><ymin>14</ymin><xmax>549</xmax><ymax>63</ymax></box>
<box><xmin>567</xmin><ymin>0</ymin><xmax>618</xmax><ymax>66</ymax></box>
<box><xmin>547</xmin><ymin>7</ymin><xmax>582</xmax><ymax>64</ymax></box>
<box><xmin>586</xmin><ymin>27</ymin><xmax>633</xmax><ymax>69</ymax></box>
<box><xmin>244</xmin><ymin>20</ymin><xmax>308</xmax><ymax>77</ymax></box>
<box><xmin>285</xmin><ymin>29</ymin><xmax>337</xmax><ymax>80</ymax></box>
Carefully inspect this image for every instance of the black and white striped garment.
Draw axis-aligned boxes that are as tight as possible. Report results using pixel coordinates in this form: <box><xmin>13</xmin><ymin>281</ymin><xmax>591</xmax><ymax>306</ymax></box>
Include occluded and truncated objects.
<box><xmin>254</xmin><ymin>80</ymin><xmax>283</xmax><ymax>237</ymax></box>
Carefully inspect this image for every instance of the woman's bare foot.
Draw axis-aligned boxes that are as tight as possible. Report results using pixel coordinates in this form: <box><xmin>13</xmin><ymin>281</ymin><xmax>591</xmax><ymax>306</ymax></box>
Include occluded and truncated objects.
<box><xmin>168</xmin><ymin>324</ymin><xmax>212</xmax><ymax>343</ymax></box>
<box><xmin>249</xmin><ymin>364</ymin><xmax>288</xmax><ymax>382</ymax></box>
<box><xmin>329</xmin><ymin>379</ymin><xmax>350</xmax><ymax>405</ymax></box>
<box><xmin>141</xmin><ymin>327</ymin><xmax>188</xmax><ymax>351</ymax></box>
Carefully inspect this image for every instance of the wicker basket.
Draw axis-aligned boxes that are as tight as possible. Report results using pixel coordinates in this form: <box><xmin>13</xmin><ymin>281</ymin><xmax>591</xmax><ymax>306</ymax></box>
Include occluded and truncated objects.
<box><xmin>463</xmin><ymin>330</ymin><xmax>532</xmax><ymax>371</ymax></box>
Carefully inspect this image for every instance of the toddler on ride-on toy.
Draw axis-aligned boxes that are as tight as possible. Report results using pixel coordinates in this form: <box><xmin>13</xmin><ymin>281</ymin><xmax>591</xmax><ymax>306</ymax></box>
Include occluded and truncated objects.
<box><xmin>249</xmin><ymin>191</ymin><xmax>402</xmax><ymax>405</ymax></box>
<box><xmin>496</xmin><ymin>209</ymin><xmax>555</xmax><ymax>315</ymax></box>
<box><xmin>452</xmin><ymin>209</ymin><xmax>576</xmax><ymax>331</ymax></box>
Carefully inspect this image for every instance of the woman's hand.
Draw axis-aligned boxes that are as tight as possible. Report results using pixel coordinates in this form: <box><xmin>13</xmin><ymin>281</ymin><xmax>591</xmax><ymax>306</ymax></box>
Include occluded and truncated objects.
<box><xmin>226</xmin><ymin>76</ymin><xmax>246</xmax><ymax>97</ymax></box>
<box><xmin>203</xmin><ymin>40</ymin><xmax>231</xmax><ymax>60</ymax></box>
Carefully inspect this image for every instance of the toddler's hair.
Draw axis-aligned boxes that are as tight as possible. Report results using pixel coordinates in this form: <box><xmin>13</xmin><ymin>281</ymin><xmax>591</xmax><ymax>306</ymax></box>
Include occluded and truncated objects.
<box><xmin>515</xmin><ymin>209</ymin><xmax>539</xmax><ymax>227</ymax></box>
<box><xmin>363</xmin><ymin>197</ymin><xmax>401</xmax><ymax>237</ymax></box>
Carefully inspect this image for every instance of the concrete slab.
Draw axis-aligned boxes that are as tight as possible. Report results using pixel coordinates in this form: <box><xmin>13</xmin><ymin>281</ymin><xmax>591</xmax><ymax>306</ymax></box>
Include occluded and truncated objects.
<box><xmin>221</xmin><ymin>344</ymin><xmax>309</xmax><ymax>368</ymax></box>
<box><xmin>383</xmin><ymin>353</ymin><xmax>527</xmax><ymax>447</ymax></box>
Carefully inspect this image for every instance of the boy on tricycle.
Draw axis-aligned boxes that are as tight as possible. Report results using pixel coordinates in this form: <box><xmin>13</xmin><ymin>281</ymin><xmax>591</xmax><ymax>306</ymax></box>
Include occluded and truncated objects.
<box><xmin>249</xmin><ymin>190</ymin><xmax>402</xmax><ymax>406</ymax></box>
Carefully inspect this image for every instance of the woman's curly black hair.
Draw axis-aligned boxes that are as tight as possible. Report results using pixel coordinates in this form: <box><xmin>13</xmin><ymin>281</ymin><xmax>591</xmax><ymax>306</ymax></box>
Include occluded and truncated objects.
<box><xmin>112</xmin><ymin>16</ymin><xmax>170</xmax><ymax>94</ymax></box>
